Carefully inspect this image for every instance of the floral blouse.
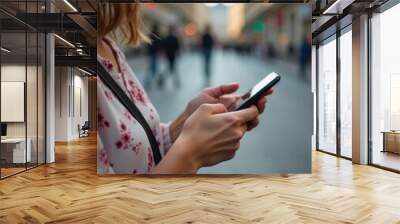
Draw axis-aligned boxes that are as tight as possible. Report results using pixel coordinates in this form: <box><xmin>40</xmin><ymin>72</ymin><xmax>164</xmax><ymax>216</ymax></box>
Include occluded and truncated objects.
<box><xmin>97</xmin><ymin>37</ymin><xmax>172</xmax><ymax>174</ymax></box>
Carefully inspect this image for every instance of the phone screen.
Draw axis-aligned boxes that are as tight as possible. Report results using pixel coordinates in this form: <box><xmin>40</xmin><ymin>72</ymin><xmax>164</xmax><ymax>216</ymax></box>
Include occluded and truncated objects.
<box><xmin>248</xmin><ymin>72</ymin><xmax>279</xmax><ymax>99</ymax></box>
<box><xmin>236</xmin><ymin>72</ymin><xmax>280</xmax><ymax>110</ymax></box>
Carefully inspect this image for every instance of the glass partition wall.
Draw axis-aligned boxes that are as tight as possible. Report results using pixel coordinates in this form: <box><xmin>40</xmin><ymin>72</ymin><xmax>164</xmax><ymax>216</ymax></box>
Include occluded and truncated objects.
<box><xmin>370</xmin><ymin>2</ymin><xmax>400</xmax><ymax>172</ymax></box>
<box><xmin>316</xmin><ymin>26</ymin><xmax>352</xmax><ymax>159</ymax></box>
<box><xmin>339</xmin><ymin>27</ymin><xmax>352</xmax><ymax>159</ymax></box>
<box><xmin>0</xmin><ymin>1</ymin><xmax>46</xmax><ymax>179</ymax></box>
<box><xmin>315</xmin><ymin>0</ymin><xmax>400</xmax><ymax>172</ymax></box>
<box><xmin>317</xmin><ymin>35</ymin><xmax>337</xmax><ymax>155</ymax></box>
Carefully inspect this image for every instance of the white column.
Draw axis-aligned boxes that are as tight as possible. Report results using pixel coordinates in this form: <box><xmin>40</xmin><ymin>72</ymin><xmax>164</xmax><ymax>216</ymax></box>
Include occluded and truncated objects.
<box><xmin>352</xmin><ymin>14</ymin><xmax>369</xmax><ymax>164</ymax></box>
<box><xmin>46</xmin><ymin>32</ymin><xmax>55</xmax><ymax>163</ymax></box>
<box><xmin>312</xmin><ymin>45</ymin><xmax>317</xmax><ymax>150</ymax></box>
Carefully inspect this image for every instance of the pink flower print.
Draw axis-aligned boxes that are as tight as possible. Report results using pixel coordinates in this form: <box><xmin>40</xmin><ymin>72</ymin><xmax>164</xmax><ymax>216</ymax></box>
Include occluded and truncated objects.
<box><xmin>131</xmin><ymin>142</ymin><xmax>143</xmax><ymax>154</ymax></box>
<box><xmin>124</xmin><ymin>111</ymin><xmax>136</xmax><ymax>123</ymax></box>
<box><xmin>102</xmin><ymin>59</ymin><xmax>113</xmax><ymax>72</ymax></box>
<box><xmin>115</xmin><ymin>121</ymin><xmax>135</xmax><ymax>150</ymax></box>
<box><xmin>135</xmin><ymin>89</ymin><xmax>146</xmax><ymax>104</ymax></box>
<box><xmin>121</xmin><ymin>132</ymin><xmax>131</xmax><ymax>145</ymax></box>
<box><xmin>98</xmin><ymin>112</ymin><xmax>111</xmax><ymax>129</ymax></box>
<box><xmin>120</xmin><ymin>122</ymin><xmax>127</xmax><ymax>131</ymax></box>
<box><xmin>104</xmin><ymin>89</ymin><xmax>113</xmax><ymax>101</ymax></box>
<box><xmin>147</xmin><ymin>149</ymin><xmax>153</xmax><ymax>172</ymax></box>
<box><xmin>124</xmin><ymin>111</ymin><xmax>132</xmax><ymax>121</ymax></box>
<box><xmin>115</xmin><ymin>140</ymin><xmax>123</xmax><ymax>149</ymax></box>
<box><xmin>115</xmin><ymin>131</ymin><xmax>132</xmax><ymax>150</ymax></box>
<box><xmin>126</xmin><ymin>81</ymin><xmax>146</xmax><ymax>105</ymax></box>
<box><xmin>99</xmin><ymin>149</ymin><xmax>110</xmax><ymax>166</ymax></box>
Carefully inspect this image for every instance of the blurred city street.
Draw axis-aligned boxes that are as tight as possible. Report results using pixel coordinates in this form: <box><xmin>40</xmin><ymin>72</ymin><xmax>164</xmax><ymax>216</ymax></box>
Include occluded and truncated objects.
<box><xmin>125</xmin><ymin>3</ymin><xmax>313</xmax><ymax>173</ymax></box>
<box><xmin>127</xmin><ymin>49</ymin><xmax>312</xmax><ymax>173</ymax></box>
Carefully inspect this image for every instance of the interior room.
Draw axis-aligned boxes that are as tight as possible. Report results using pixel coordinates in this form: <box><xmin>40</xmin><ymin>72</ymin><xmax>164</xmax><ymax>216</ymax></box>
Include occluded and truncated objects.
<box><xmin>0</xmin><ymin>0</ymin><xmax>96</xmax><ymax>179</ymax></box>
<box><xmin>0</xmin><ymin>3</ymin><xmax>46</xmax><ymax>178</ymax></box>
<box><xmin>314</xmin><ymin>0</ymin><xmax>400</xmax><ymax>172</ymax></box>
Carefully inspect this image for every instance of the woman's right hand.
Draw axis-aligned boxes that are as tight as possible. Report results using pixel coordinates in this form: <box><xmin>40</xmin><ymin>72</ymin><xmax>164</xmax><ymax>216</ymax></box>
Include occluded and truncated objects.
<box><xmin>174</xmin><ymin>103</ymin><xmax>259</xmax><ymax>172</ymax></box>
<box><xmin>152</xmin><ymin>103</ymin><xmax>259</xmax><ymax>174</ymax></box>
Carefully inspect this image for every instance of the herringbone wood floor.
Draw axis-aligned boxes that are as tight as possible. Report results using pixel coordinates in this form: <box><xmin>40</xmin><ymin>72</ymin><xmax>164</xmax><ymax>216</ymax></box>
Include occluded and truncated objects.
<box><xmin>1</xmin><ymin>135</ymin><xmax>400</xmax><ymax>224</ymax></box>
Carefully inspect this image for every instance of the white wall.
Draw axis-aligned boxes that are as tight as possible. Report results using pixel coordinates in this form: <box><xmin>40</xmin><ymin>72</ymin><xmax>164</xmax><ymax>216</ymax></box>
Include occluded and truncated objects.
<box><xmin>54</xmin><ymin>66</ymin><xmax>70</xmax><ymax>141</ymax></box>
<box><xmin>1</xmin><ymin>65</ymin><xmax>37</xmax><ymax>137</ymax></box>
<box><xmin>54</xmin><ymin>67</ymin><xmax>89</xmax><ymax>141</ymax></box>
<box><xmin>71</xmin><ymin>73</ymin><xmax>89</xmax><ymax>138</ymax></box>
<box><xmin>1</xmin><ymin>64</ymin><xmax>46</xmax><ymax>164</ymax></box>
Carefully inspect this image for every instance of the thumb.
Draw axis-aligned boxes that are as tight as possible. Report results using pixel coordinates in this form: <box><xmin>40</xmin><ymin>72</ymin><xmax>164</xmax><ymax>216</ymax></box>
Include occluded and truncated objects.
<box><xmin>228</xmin><ymin>106</ymin><xmax>259</xmax><ymax>123</ymax></box>
<box><xmin>219</xmin><ymin>95</ymin><xmax>240</xmax><ymax>111</ymax></box>
<box><xmin>204</xmin><ymin>83</ymin><xmax>239</xmax><ymax>98</ymax></box>
<box><xmin>200</xmin><ymin>103</ymin><xmax>227</xmax><ymax>115</ymax></box>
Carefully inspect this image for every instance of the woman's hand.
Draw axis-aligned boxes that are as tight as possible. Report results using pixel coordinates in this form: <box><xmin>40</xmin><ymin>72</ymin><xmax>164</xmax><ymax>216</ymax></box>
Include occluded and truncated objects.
<box><xmin>169</xmin><ymin>83</ymin><xmax>273</xmax><ymax>142</ymax></box>
<box><xmin>153</xmin><ymin>104</ymin><xmax>259</xmax><ymax>173</ymax></box>
<box><xmin>185</xmin><ymin>83</ymin><xmax>241</xmax><ymax>115</ymax></box>
<box><xmin>245</xmin><ymin>88</ymin><xmax>273</xmax><ymax>131</ymax></box>
<box><xmin>168</xmin><ymin>83</ymin><xmax>240</xmax><ymax>143</ymax></box>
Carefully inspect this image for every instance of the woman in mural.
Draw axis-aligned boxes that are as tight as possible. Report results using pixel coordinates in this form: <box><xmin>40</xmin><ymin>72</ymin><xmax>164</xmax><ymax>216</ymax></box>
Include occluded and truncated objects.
<box><xmin>97</xmin><ymin>3</ymin><xmax>273</xmax><ymax>174</ymax></box>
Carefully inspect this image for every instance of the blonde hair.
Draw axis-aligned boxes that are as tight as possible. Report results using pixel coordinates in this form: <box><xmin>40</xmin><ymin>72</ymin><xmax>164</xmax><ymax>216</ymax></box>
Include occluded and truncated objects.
<box><xmin>98</xmin><ymin>3</ymin><xmax>149</xmax><ymax>46</ymax></box>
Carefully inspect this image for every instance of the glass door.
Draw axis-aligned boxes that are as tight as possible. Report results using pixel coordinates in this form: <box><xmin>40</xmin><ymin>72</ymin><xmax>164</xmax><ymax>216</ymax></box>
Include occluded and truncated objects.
<box><xmin>317</xmin><ymin>35</ymin><xmax>337</xmax><ymax>154</ymax></box>
<box><xmin>370</xmin><ymin>2</ymin><xmax>400</xmax><ymax>172</ymax></box>
<box><xmin>339</xmin><ymin>27</ymin><xmax>352</xmax><ymax>158</ymax></box>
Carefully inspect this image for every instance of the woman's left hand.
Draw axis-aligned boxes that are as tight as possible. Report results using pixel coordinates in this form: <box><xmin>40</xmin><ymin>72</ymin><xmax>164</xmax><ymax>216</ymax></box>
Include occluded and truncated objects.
<box><xmin>185</xmin><ymin>83</ymin><xmax>241</xmax><ymax>115</ymax></box>
<box><xmin>185</xmin><ymin>83</ymin><xmax>273</xmax><ymax>130</ymax></box>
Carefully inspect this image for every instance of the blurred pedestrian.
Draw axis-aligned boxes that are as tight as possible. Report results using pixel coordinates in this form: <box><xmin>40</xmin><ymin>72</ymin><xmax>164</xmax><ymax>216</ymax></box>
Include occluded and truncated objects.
<box><xmin>299</xmin><ymin>32</ymin><xmax>311</xmax><ymax>80</ymax></box>
<box><xmin>201</xmin><ymin>24</ymin><xmax>215</xmax><ymax>85</ymax></box>
<box><xmin>144</xmin><ymin>23</ymin><xmax>162</xmax><ymax>89</ymax></box>
<box><xmin>162</xmin><ymin>25</ymin><xmax>181</xmax><ymax>87</ymax></box>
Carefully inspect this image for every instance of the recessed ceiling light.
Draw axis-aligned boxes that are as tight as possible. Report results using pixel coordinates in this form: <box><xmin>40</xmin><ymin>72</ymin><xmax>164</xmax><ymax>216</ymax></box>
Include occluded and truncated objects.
<box><xmin>1</xmin><ymin>47</ymin><xmax>11</xmax><ymax>53</ymax></box>
<box><xmin>63</xmin><ymin>0</ymin><xmax>78</xmax><ymax>12</ymax></box>
<box><xmin>78</xmin><ymin>67</ymin><xmax>92</xmax><ymax>76</ymax></box>
<box><xmin>322</xmin><ymin>0</ymin><xmax>353</xmax><ymax>15</ymax></box>
<box><xmin>204</xmin><ymin>3</ymin><xmax>219</xmax><ymax>7</ymax></box>
<box><xmin>54</xmin><ymin>34</ymin><xmax>75</xmax><ymax>48</ymax></box>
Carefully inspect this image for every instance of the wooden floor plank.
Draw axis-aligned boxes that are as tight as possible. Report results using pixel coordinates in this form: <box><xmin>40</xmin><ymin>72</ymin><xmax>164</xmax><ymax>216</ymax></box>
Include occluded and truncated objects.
<box><xmin>0</xmin><ymin>135</ymin><xmax>400</xmax><ymax>223</ymax></box>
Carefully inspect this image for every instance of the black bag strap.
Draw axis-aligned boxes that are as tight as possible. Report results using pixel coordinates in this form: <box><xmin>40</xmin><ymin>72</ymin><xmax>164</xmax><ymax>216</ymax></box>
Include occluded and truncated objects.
<box><xmin>97</xmin><ymin>61</ymin><xmax>162</xmax><ymax>165</ymax></box>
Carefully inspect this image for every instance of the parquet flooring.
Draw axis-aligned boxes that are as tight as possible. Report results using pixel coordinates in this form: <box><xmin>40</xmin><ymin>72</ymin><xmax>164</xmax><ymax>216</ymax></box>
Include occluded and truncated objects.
<box><xmin>1</xmin><ymin>135</ymin><xmax>400</xmax><ymax>223</ymax></box>
<box><xmin>1</xmin><ymin>167</ymin><xmax>26</xmax><ymax>178</ymax></box>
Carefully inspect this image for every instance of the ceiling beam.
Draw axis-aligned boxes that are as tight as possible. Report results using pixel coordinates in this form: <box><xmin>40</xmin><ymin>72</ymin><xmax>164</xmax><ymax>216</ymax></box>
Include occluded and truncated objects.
<box><xmin>55</xmin><ymin>55</ymin><xmax>96</xmax><ymax>71</ymax></box>
<box><xmin>67</xmin><ymin>13</ymin><xmax>96</xmax><ymax>39</ymax></box>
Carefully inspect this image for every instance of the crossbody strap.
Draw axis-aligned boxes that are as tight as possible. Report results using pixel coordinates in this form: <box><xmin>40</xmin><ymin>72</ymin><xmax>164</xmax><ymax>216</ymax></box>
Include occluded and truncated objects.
<box><xmin>97</xmin><ymin>61</ymin><xmax>162</xmax><ymax>165</ymax></box>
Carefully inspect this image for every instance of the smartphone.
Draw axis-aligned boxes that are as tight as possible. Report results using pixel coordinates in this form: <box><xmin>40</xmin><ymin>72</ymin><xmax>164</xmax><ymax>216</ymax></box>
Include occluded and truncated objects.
<box><xmin>235</xmin><ymin>72</ymin><xmax>281</xmax><ymax>111</ymax></box>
